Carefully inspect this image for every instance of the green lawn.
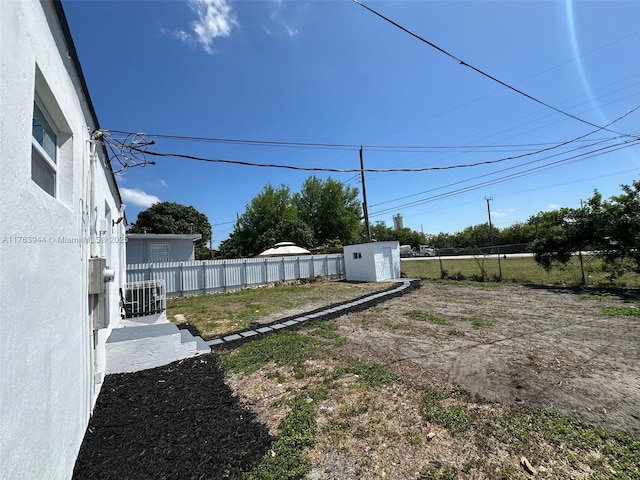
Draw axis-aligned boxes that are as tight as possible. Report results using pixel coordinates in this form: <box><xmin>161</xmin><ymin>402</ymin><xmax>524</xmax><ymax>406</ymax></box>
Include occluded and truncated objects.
<box><xmin>402</xmin><ymin>255</ymin><xmax>640</xmax><ymax>288</ymax></box>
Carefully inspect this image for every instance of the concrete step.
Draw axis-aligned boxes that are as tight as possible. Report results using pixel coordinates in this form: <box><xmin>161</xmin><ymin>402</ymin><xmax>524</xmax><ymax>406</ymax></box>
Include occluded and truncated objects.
<box><xmin>106</xmin><ymin>322</ymin><xmax>209</xmax><ymax>374</ymax></box>
<box><xmin>179</xmin><ymin>329</ymin><xmax>210</xmax><ymax>354</ymax></box>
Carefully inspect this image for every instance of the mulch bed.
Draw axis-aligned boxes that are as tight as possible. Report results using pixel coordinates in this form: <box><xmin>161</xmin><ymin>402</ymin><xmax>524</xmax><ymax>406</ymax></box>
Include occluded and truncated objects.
<box><xmin>73</xmin><ymin>355</ymin><xmax>272</xmax><ymax>480</ymax></box>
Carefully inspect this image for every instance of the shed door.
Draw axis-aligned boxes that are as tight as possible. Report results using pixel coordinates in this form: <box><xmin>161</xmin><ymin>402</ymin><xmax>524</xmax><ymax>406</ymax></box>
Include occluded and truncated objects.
<box><xmin>381</xmin><ymin>247</ymin><xmax>393</xmax><ymax>280</ymax></box>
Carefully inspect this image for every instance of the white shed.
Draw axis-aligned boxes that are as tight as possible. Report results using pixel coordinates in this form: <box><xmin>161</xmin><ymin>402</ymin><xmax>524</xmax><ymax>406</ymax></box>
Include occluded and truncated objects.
<box><xmin>343</xmin><ymin>241</ymin><xmax>401</xmax><ymax>282</ymax></box>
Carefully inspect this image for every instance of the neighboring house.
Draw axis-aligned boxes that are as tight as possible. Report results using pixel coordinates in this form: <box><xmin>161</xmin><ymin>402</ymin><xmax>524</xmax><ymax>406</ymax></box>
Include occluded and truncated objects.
<box><xmin>343</xmin><ymin>241</ymin><xmax>401</xmax><ymax>282</ymax></box>
<box><xmin>1</xmin><ymin>2</ymin><xmax>122</xmax><ymax>478</ymax></box>
<box><xmin>126</xmin><ymin>233</ymin><xmax>203</xmax><ymax>264</ymax></box>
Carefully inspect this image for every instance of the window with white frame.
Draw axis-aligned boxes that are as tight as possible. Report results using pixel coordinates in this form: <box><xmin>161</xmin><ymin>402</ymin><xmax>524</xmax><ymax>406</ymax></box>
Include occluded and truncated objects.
<box><xmin>31</xmin><ymin>100</ymin><xmax>57</xmax><ymax>196</ymax></box>
<box><xmin>148</xmin><ymin>242</ymin><xmax>171</xmax><ymax>263</ymax></box>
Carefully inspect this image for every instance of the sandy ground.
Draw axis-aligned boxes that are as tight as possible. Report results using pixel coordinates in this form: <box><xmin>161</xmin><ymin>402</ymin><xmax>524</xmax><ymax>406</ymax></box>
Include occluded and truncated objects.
<box><xmin>333</xmin><ymin>282</ymin><xmax>640</xmax><ymax>437</ymax></box>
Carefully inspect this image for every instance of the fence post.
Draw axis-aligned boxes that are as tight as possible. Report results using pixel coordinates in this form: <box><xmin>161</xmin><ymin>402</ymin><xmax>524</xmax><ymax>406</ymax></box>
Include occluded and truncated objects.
<box><xmin>282</xmin><ymin>256</ymin><xmax>286</xmax><ymax>282</ymax></box>
<box><xmin>264</xmin><ymin>257</ymin><xmax>268</xmax><ymax>284</ymax></box>
<box><xmin>222</xmin><ymin>260</ymin><xmax>227</xmax><ymax>293</ymax></box>
<box><xmin>311</xmin><ymin>255</ymin><xmax>315</xmax><ymax>278</ymax></box>
<box><xmin>202</xmin><ymin>261</ymin><xmax>207</xmax><ymax>294</ymax></box>
<box><xmin>243</xmin><ymin>259</ymin><xmax>248</xmax><ymax>289</ymax></box>
<box><xmin>149</xmin><ymin>262</ymin><xmax>153</xmax><ymax>282</ymax></box>
<box><xmin>179</xmin><ymin>262</ymin><xmax>184</xmax><ymax>297</ymax></box>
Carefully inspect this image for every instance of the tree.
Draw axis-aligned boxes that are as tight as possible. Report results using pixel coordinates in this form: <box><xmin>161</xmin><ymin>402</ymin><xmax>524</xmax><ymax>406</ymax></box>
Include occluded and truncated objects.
<box><xmin>528</xmin><ymin>208</ymin><xmax>577</xmax><ymax>270</ymax></box>
<box><xmin>499</xmin><ymin>221</ymin><xmax>537</xmax><ymax>245</ymax></box>
<box><xmin>229</xmin><ymin>184</ymin><xmax>314</xmax><ymax>257</ymax></box>
<box><xmin>529</xmin><ymin>179</ymin><xmax>640</xmax><ymax>279</ymax></box>
<box><xmin>584</xmin><ymin>181</ymin><xmax>640</xmax><ymax>275</ymax></box>
<box><xmin>369</xmin><ymin>222</ymin><xmax>430</xmax><ymax>249</ymax></box>
<box><xmin>293</xmin><ymin>176</ymin><xmax>362</xmax><ymax>248</ymax></box>
<box><xmin>129</xmin><ymin>201</ymin><xmax>212</xmax><ymax>260</ymax></box>
<box><xmin>219</xmin><ymin>177</ymin><xmax>363</xmax><ymax>257</ymax></box>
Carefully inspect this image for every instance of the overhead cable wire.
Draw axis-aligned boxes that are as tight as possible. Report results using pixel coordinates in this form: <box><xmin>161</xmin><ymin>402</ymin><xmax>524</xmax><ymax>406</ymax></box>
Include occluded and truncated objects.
<box><xmin>104</xmin><ymin>103</ymin><xmax>640</xmax><ymax>173</ymax></box>
<box><xmin>369</xmin><ymin>138</ymin><xmax>640</xmax><ymax>217</ymax></box>
<box><xmin>352</xmin><ymin>0</ymin><xmax>640</xmax><ymax>140</ymax></box>
<box><xmin>103</xmin><ymin>128</ymin><xmax>626</xmax><ymax>152</ymax></box>
<box><xmin>104</xmin><ymin>130</ymin><xmax>359</xmax><ymax>150</ymax></box>
<box><xmin>368</xmin><ymin>135</ymin><xmax>622</xmax><ymax>209</ymax></box>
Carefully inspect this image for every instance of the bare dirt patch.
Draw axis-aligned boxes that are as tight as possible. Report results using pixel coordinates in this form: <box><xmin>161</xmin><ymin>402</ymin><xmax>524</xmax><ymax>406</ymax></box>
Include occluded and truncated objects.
<box><xmin>334</xmin><ymin>282</ymin><xmax>640</xmax><ymax>437</ymax></box>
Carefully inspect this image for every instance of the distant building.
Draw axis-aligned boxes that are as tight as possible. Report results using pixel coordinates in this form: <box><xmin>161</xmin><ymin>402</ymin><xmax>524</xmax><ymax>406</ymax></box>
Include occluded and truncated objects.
<box><xmin>126</xmin><ymin>233</ymin><xmax>202</xmax><ymax>264</ymax></box>
<box><xmin>393</xmin><ymin>213</ymin><xmax>404</xmax><ymax>230</ymax></box>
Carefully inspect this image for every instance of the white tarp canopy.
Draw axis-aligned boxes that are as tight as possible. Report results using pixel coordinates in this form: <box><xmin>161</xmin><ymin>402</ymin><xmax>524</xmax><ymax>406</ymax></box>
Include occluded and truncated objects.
<box><xmin>258</xmin><ymin>242</ymin><xmax>311</xmax><ymax>257</ymax></box>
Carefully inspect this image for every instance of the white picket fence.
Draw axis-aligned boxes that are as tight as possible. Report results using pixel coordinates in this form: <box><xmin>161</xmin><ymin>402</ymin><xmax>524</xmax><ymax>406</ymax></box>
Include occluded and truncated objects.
<box><xmin>126</xmin><ymin>254</ymin><xmax>346</xmax><ymax>298</ymax></box>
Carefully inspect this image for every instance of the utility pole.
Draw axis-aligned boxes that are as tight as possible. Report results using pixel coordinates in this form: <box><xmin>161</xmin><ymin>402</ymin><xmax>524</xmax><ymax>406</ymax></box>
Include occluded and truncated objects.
<box><xmin>485</xmin><ymin>197</ymin><xmax>502</xmax><ymax>281</ymax></box>
<box><xmin>578</xmin><ymin>199</ymin><xmax>586</xmax><ymax>285</ymax></box>
<box><xmin>360</xmin><ymin>146</ymin><xmax>372</xmax><ymax>243</ymax></box>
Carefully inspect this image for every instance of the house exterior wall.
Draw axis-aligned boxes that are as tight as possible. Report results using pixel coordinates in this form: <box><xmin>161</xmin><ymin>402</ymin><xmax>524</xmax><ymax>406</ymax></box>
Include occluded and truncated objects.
<box><xmin>0</xmin><ymin>2</ymin><xmax>124</xmax><ymax>479</ymax></box>
<box><xmin>344</xmin><ymin>241</ymin><xmax>400</xmax><ymax>282</ymax></box>
<box><xmin>126</xmin><ymin>235</ymin><xmax>199</xmax><ymax>264</ymax></box>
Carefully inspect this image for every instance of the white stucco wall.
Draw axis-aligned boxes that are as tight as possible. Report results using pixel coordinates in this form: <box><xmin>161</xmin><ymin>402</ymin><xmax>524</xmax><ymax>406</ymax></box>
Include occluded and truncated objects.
<box><xmin>0</xmin><ymin>2</ymin><xmax>124</xmax><ymax>479</ymax></box>
<box><xmin>344</xmin><ymin>241</ymin><xmax>401</xmax><ymax>282</ymax></box>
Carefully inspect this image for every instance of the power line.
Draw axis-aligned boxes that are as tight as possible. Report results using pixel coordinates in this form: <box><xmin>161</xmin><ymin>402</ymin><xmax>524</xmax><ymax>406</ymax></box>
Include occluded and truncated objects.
<box><xmin>369</xmin><ymin>138</ymin><xmax>640</xmax><ymax>217</ymax></box>
<box><xmin>103</xmin><ymin>128</ymin><xmax>627</xmax><ymax>152</ymax></box>
<box><xmin>369</xmin><ymin>134</ymin><xmax>619</xmax><ymax>208</ymax></box>
<box><xmin>352</xmin><ymin>0</ymin><xmax>639</xmax><ymax>140</ymax></box>
<box><xmin>102</xmin><ymin>102</ymin><xmax>640</xmax><ymax>173</ymax></box>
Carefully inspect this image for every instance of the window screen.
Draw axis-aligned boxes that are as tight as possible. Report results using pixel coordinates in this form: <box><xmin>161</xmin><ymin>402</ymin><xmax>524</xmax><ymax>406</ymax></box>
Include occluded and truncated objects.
<box><xmin>148</xmin><ymin>242</ymin><xmax>171</xmax><ymax>263</ymax></box>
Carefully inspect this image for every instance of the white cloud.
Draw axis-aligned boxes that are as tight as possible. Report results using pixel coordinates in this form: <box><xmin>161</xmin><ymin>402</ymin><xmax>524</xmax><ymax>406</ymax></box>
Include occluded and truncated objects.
<box><xmin>121</xmin><ymin>188</ymin><xmax>161</xmax><ymax>208</ymax></box>
<box><xmin>547</xmin><ymin>204</ymin><xmax>563</xmax><ymax>210</ymax></box>
<box><xmin>491</xmin><ymin>208</ymin><xmax>516</xmax><ymax>218</ymax></box>
<box><xmin>168</xmin><ymin>0</ymin><xmax>238</xmax><ymax>54</ymax></box>
<box><xmin>265</xmin><ymin>2</ymin><xmax>300</xmax><ymax>38</ymax></box>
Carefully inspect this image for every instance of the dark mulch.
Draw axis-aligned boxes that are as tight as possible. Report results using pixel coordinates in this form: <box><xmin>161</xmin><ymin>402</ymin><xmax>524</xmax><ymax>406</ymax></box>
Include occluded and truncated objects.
<box><xmin>73</xmin><ymin>355</ymin><xmax>272</xmax><ymax>480</ymax></box>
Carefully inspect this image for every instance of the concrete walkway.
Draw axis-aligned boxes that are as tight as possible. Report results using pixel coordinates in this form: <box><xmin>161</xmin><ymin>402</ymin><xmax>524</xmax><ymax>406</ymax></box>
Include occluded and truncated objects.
<box><xmin>206</xmin><ymin>279</ymin><xmax>419</xmax><ymax>348</ymax></box>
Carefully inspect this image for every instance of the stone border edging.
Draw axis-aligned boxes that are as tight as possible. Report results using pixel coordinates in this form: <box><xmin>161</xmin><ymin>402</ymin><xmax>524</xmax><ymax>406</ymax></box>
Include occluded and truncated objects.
<box><xmin>206</xmin><ymin>279</ymin><xmax>421</xmax><ymax>349</ymax></box>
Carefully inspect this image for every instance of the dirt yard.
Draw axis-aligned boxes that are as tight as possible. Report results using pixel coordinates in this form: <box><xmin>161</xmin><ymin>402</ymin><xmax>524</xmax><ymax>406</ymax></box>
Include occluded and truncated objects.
<box><xmin>75</xmin><ymin>281</ymin><xmax>640</xmax><ymax>479</ymax></box>
<box><xmin>333</xmin><ymin>282</ymin><xmax>640</xmax><ymax>437</ymax></box>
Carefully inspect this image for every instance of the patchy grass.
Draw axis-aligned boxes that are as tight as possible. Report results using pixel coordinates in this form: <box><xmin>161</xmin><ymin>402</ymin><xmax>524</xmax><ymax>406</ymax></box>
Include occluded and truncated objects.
<box><xmin>580</xmin><ymin>293</ymin><xmax>610</xmax><ymax>301</ymax></box>
<box><xmin>308</xmin><ymin>322</ymin><xmax>348</xmax><ymax>346</ymax></box>
<box><xmin>418</xmin><ymin>385</ymin><xmax>640</xmax><ymax>478</ymax></box>
<box><xmin>405</xmin><ymin>310</ymin><xmax>450</xmax><ymax>325</ymax></box>
<box><xmin>221</xmin><ymin>318</ymin><xmax>639</xmax><ymax>480</ymax></box>
<box><xmin>604</xmin><ymin>305</ymin><xmax>640</xmax><ymax>318</ymax></box>
<box><xmin>167</xmin><ymin>279</ymin><xmax>391</xmax><ymax>338</ymax></box>
<box><xmin>218</xmin><ymin>331</ymin><xmax>324</xmax><ymax>376</ymax></box>
<box><xmin>241</xmin><ymin>396</ymin><xmax>317</xmax><ymax>480</ymax></box>
<box><xmin>447</xmin><ymin>328</ymin><xmax>465</xmax><ymax>336</ymax></box>
<box><xmin>419</xmin><ymin>463</ymin><xmax>457</xmax><ymax>480</ymax></box>
<box><xmin>467</xmin><ymin>316</ymin><xmax>494</xmax><ymax>329</ymax></box>
<box><xmin>324</xmin><ymin>358</ymin><xmax>401</xmax><ymax>388</ymax></box>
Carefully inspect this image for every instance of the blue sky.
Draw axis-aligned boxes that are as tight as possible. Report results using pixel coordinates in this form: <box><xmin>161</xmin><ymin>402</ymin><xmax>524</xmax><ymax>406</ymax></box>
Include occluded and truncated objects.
<box><xmin>63</xmin><ymin>0</ymin><xmax>640</xmax><ymax>248</ymax></box>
